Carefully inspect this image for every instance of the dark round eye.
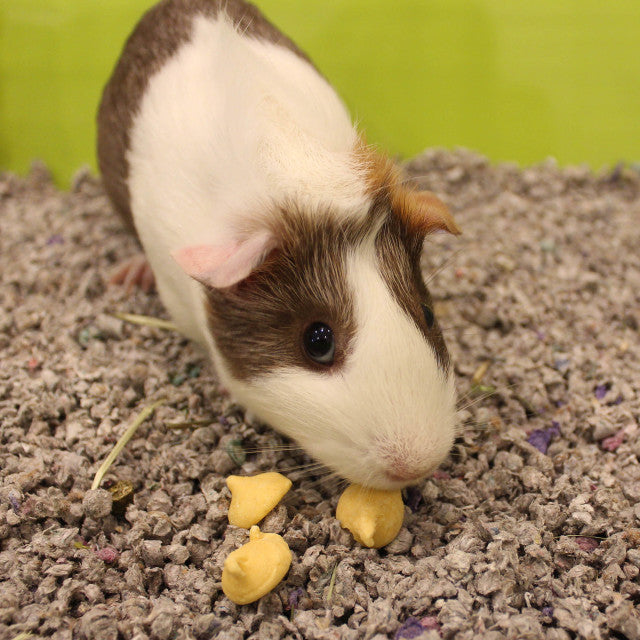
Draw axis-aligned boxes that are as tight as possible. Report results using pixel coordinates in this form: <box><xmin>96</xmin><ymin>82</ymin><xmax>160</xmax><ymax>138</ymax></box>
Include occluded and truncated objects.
<box><xmin>303</xmin><ymin>322</ymin><xmax>335</xmax><ymax>365</ymax></box>
<box><xmin>422</xmin><ymin>304</ymin><xmax>435</xmax><ymax>329</ymax></box>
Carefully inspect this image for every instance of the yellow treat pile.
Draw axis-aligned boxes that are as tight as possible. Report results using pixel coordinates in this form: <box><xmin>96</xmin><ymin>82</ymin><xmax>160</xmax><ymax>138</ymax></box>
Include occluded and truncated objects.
<box><xmin>336</xmin><ymin>484</ymin><xmax>405</xmax><ymax>548</ymax></box>
<box><xmin>222</xmin><ymin>525</ymin><xmax>292</xmax><ymax>605</ymax></box>
<box><xmin>226</xmin><ymin>472</ymin><xmax>292</xmax><ymax>528</ymax></box>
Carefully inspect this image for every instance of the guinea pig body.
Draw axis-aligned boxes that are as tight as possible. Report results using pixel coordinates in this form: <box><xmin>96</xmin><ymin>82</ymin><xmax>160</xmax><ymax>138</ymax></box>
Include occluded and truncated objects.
<box><xmin>98</xmin><ymin>0</ymin><xmax>460</xmax><ymax>490</ymax></box>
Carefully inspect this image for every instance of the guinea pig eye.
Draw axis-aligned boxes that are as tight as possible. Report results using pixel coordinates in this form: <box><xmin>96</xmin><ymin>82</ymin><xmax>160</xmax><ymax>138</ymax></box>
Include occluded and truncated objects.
<box><xmin>303</xmin><ymin>322</ymin><xmax>335</xmax><ymax>365</ymax></box>
<box><xmin>421</xmin><ymin>304</ymin><xmax>435</xmax><ymax>329</ymax></box>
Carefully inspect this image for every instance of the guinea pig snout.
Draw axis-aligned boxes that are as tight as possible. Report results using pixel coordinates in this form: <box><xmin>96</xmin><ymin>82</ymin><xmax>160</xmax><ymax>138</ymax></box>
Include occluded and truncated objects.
<box><xmin>381</xmin><ymin>454</ymin><xmax>432</xmax><ymax>485</ymax></box>
<box><xmin>375</xmin><ymin>441</ymin><xmax>435</xmax><ymax>486</ymax></box>
<box><xmin>373</xmin><ymin>428</ymin><xmax>454</xmax><ymax>488</ymax></box>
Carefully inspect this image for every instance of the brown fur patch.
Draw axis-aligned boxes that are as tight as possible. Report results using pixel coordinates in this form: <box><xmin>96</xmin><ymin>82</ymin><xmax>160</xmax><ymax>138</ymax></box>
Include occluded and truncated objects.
<box><xmin>205</xmin><ymin>208</ymin><xmax>378</xmax><ymax>380</ymax></box>
<box><xmin>97</xmin><ymin>0</ymin><xmax>314</xmax><ymax>236</ymax></box>
<box><xmin>356</xmin><ymin>142</ymin><xmax>461</xmax><ymax>236</ymax></box>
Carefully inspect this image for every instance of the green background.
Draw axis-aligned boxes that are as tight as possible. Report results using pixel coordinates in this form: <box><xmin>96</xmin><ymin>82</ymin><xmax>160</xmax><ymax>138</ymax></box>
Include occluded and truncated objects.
<box><xmin>1</xmin><ymin>0</ymin><xmax>639</xmax><ymax>187</ymax></box>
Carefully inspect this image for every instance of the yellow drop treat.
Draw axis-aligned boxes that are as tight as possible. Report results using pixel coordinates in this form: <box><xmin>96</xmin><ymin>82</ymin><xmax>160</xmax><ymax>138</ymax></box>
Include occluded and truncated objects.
<box><xmin>226</xmin><ymin>472</ymin><xmax>292</xmax><ymax>528</ymax></box>
<box><xmin>222</xmin><ymin>525</ymin><xmax>292</xmax><ymax>604</ymax></box>
<box><xmin>336</xmin><ymin>484</ymin><xmax>405</xmax><ymax>548</ymax></box>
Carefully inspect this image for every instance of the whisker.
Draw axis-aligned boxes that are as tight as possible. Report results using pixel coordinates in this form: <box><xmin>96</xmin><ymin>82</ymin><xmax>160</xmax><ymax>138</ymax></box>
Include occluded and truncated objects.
<box><xmin>239</xmin><ymin>443</ymin><xmax>304</xmax><ymax>454</ymax></box>
<box><xmin>423</xmin><ymin>248</ymin><xmax>464</xmax><ymax>287</ymax></box>
<box><xmin>441</xmin><ymin>327</ymin><xmax>485</xmax><ymax>338</ymax></box>
<box><xmin>307</xmin><ymin>464</ymin><xmax>348</xmax><ymax>485</ymax></box>
<box><xmin>457</xmin><ymin>424</ymin><xmax>499</xmax><ymax>436</ymax></box>
<box><xmin>304</xmin><ymin>470</ymin><xmax>345</xmax><ymax>492</ymax></box>
<box><xmin>456</xmin><ymin>379</ymin><xmax>517</xmax><ymax>402</ymax></box>
<box><xmin>294</xmin><ymin>469</ymin><xmax>348</xmax><ymax>495</ymax></box>
<box><xmin>455</xmin><ymin>381</ymin><xmax>520</xmax><ymax>416</ymax></box>
<box><xmin>456</xmin><ymin>385</ymin><xmax>491</xmax><ymax>406</ymax></box>
<box><xmin>281</xmin><ymin>461</ymin><xmax>325</xmax><ymax>474</ymax></box>
<box><xmin>333</xmin><ymin>476</ymin><xmax>350</xmax><ymax>493</ymax></box>
<box><xmin>457</xmin><ymin>417</ymin><xmax>501</xmax><ymax>430</ymax></box>
<box><xmin>456</xmin><ymin>393</ymin><xmax>497</xmax><ymax>414</ymax></box>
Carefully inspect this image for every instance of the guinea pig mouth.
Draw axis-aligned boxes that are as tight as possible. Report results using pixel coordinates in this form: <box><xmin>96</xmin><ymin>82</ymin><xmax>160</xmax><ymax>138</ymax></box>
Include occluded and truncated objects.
<box><xmin>383</xmin><ymin>468</ymin><xmax>425</xmax><ymax>484</ymax></box>
<box><xmin>369</xmin><ymin>446</ymin><xmax>437</xmax><ymax>488</ymax></box>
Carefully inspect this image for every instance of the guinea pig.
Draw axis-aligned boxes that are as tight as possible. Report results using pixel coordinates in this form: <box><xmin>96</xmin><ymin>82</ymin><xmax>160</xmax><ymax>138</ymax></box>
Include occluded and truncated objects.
<box><xmin>97</xmin><ymin>0</ymin><xmax>461</xmax><ymax>490</ymax></box>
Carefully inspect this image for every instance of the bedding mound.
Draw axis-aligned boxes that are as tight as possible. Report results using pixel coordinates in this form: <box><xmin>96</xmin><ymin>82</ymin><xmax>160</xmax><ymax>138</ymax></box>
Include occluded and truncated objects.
<box><xmin>1</xmin><ymin>150</ymin><xmax>639</xmax><ymax>640</ymax></box>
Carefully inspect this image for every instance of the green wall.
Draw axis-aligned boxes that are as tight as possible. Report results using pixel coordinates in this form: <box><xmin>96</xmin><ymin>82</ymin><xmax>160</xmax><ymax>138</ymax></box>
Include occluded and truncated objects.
<box><xmin>1</xmin><ymin>1</ymin><xmax>639</xmax><ymax>186</ymax></box>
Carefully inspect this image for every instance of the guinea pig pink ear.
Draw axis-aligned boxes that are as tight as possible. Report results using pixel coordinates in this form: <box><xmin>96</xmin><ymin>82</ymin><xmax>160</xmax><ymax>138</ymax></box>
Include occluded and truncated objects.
<box><xmin>397</xmin><ymin>189</ymin><xmax>462</xmax><ymax>236</ymax></box>
<box><xmin>172</xmin><ymin>231</ymin><xmax>276</xmax><ymax>289</ymax></box>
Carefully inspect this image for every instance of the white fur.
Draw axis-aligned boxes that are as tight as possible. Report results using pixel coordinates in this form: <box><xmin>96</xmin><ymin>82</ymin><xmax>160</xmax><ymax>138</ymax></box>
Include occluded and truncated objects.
<box><xmin>226</xmin><ymin>231</ymin><xmax>458</xmax><ymax>490</ymax></box>
<box><xmin>128</xmin><ymin>13</ymin><xmax>369</xmax><ymax>343</ymax></box>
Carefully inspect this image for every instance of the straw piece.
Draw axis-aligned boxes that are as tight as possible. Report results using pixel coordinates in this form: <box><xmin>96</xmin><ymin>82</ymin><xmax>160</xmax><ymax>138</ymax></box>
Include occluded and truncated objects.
<box><xmin>91</xmin><ymin>399</ymin><xmax>165</xmax><ymax>490</ymax></box>
<box><xmin>112</xmin><ymin>312</ymin><xmax>178</xmax><ymax>332</ymax></box>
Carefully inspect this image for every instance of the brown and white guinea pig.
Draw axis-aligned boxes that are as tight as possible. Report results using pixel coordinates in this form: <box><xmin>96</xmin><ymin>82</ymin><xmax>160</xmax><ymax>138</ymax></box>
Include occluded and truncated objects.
<box><xmin>97</xmin><ymin>0</ymin><xmax>461</xmax><ymax>490</ymax></box>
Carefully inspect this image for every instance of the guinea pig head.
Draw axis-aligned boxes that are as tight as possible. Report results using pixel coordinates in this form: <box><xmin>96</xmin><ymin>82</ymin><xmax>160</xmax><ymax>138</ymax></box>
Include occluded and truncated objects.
<box><xmin>173</xmin><ymin>178</ymin><xmax>460</xmax><ymax>490</ymax></box>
